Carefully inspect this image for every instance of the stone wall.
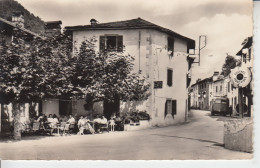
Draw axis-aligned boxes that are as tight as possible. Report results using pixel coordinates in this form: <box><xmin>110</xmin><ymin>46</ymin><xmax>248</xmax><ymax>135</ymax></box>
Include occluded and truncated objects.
<box><xmin>224</xmin><ymin>118</ymin><xmax>253</xmax><ymax>153</ymax></box>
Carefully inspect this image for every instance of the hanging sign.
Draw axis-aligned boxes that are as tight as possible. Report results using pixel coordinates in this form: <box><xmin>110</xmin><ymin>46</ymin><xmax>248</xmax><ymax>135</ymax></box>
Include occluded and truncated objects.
<box><xmin>230</xmin><ymin>66</ymin><xmax>252</xmax><ymax>88</ymax></box>
<box><xmin>154</xmin><ymin>81</ymin><xmax>163</xmax><ymax>89</ymax></box>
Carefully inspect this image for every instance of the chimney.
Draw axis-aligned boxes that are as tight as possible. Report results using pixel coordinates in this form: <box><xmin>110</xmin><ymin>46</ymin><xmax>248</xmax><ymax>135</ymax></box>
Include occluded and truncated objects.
<box><xmin>12</xmin><ymin>11</ymin><xmax>24</xmax><ymax>28</ymax></box>
<box><xmin>213</xmin><ymin>71</ymin><xmax>219</xmax><ymax>76</ymax></box>
<box><xmin>90</xmin><ymin>18</ymin><xmax>97</xmax><ymax>25</ymax></box>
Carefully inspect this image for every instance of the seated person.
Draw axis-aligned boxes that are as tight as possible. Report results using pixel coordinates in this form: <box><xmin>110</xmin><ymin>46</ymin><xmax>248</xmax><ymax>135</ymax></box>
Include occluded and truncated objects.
<box><xmin>100</xmin><ymin>116</ymin><xmax>108</xmax><ymax>124</ymax></box>
<box><xmin>67</xmin><ymin>115</ymin><xmax>76</xmax><ymax>124</ymax></box>
<box><xmin>67</xmin><ymin>115</ymin><xmax>76</xmax><ymax>133</ymax></box>
<box><xmin>84</xmin><ymin>116</ymin><xmax>95</xmax><ymax>134</ymax></box>
<box><xmin>36</xmin><ymin>114</ymin><xmax>44</xmax><ymax>122</ymax></box>
<box><xmin>93</xmin><ymin>115</ymin><xmax>102</xmax><ymax>133</ymax></box>
<box><xmin>77</xmin><ymin>115</ymin><xmax>86</xmax><ymax>135</ymax></box>
<box><xmin>50</xmin><ymin>114</ymin><xmax>59</xmax><ymax>128</ymax></box>
<box><xmin>37</xmin><ymin>114</ymin><xmax>47</xmax><ymax>126</ymax></box>
<box><xmin>47</xmin><ymin>114</ymin><xmax>54</xmax><ymax>123</ymax></box>
<box><xmin>59</xmin><ymin>115</ymin><xmax>68</xmax><ymax>122</ymax></box>
<box><xmin>37</xmin><ymin>114</ymin><xmax>49</xmax><ymax>129</ymax></box>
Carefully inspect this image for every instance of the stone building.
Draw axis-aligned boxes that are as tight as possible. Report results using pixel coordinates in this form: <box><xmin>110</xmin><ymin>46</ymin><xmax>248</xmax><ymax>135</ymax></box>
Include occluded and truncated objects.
<box><xmin>44</xmin><ymin>20</ymin><xmax>62</xmax><ymax>37</ymax></box>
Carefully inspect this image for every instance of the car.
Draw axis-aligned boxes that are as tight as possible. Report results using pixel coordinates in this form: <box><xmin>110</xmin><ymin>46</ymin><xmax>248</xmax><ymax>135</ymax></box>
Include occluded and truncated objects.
<box><xmin>211</xmin><ymin>97</ymin><xmax>230</xmax><ymax>116</ymax></box>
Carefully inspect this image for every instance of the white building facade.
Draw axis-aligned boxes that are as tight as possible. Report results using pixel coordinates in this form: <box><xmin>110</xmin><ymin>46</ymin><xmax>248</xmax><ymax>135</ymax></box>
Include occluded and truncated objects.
<box><xmin>65</xmin><ymin>18</ymin><xmax>195</xmax><ymax>126</ymax></box>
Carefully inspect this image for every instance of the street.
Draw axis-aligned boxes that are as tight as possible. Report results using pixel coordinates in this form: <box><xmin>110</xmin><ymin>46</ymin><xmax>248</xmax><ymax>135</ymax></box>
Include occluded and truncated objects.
<box><xmin>0</xmin><ymin>110</ymin><xmax>253</xmax><ymax>160</ymax></box>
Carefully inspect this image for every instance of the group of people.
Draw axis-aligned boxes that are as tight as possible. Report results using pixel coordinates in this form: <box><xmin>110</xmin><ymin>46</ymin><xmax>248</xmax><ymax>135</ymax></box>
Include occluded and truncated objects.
<box><xmin>34</xmin><ymin>114</ymin><xmax>76</xmax><ymax>132</ymax></box>
<box><xmin>78</xmin><ymin>115</ymin><xmax>112</xmax><ymax>134</ymax></box>
<box><xmin>77</xmin><ymin>115</ymin><xmax>95</xmax><ymax>134</ymax></box>
<box><xmin>33</xmin><ymin>113</ymin><xmax>119</xmax><ymax>135</ymax></box>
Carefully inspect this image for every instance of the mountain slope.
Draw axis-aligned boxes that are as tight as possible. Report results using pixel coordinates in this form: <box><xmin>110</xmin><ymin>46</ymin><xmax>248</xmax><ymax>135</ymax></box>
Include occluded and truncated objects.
<box><xmin>0</xmin><ymin>0</ymin><xmax>45</xmax><ymax>34</ymax></box>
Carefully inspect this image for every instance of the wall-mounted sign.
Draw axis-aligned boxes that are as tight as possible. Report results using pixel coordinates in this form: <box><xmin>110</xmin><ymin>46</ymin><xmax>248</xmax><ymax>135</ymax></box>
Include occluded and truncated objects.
<box><xmin>230</xmin><ymin>66</ymin><xmax>252</xmax><ymax>88</ymax></box>
<box><xmin>154</xmin><ymin>81</ymin><xmax>163</xmax><ymax>89</ymax></box>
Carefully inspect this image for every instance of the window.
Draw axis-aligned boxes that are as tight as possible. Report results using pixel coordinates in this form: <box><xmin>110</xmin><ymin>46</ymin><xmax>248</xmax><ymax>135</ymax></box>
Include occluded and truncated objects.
<box><xmin>220</xmin><ymin>85</ymin><xmax>222</xmax><ymax>92</ymax></box>
<box><xmin>167</xmin><ymin>37</ymin><xmax>174</xmax><ymax>56</ymax></box>
<box><xmin>167</xmin><ymin>69</ymin><xmax>173</xmax><ymax>86</ymax></box>
<box><xmin>216</xmin><ymin>86</ymin><xmax>218</xmax><ymax>93</ymax></box>
<box><xmin>228</xmin><ymin>82</ymin><xmax>230</xmax><ymax>92</ymax></box>
<box><xmin>164</xmin><ymin>99</ymin><xmax>177</xmax><ymax>117</ymax></box>
<box><xmin>100</xmin><ymin>35</ymin><xmax>123</xmax><ymax>52</ymax></box>
<box><xmin>172</xmin><ymin>100</ymin><xmax>177</xmax><ymax>115</ymax></box>
<box><xmin>59</xmin><ymin>100</ymin><xmax>72</xmax><ymax>116</ymax></box>
<box><xmin>249</xmin><ymin>48</ymin><xmax>251</xmax><ymax>62</ymax></box>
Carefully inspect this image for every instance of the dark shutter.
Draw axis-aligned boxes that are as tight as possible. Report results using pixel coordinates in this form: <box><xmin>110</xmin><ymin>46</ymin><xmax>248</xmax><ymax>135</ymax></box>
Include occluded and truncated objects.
<box><xmin>117</xmin><ymin>35</ymin><xmax>123</xmax><ymax>52</ymax></box>
<box><xmin>165</xmin><ymin>101</ymin><xmax>167</xmax><ymax>117</ymax></box>
<box><xmin>172</xmin><ymin>100</ymin><xmax>177</xmax><ymax>115</ymax></box>
<box><xmin>167</xmin><ymin>69</ymin><xmax>173</xmax><ymax>86</ymax></box>
<box><xmin>167</xmin><ymin>37</ymin><xmax>174</xmax><ymax>56</ymax></box>
<box><xmin>186</xmin><ymin>74</ymin><xmax>191</xmax><ymax>88</ymax></box>
<box><xmin>100</xmin><ymin>36</ymin><xmax>105</xmax><ymax>52</ymax></box>
<box><xmin>249</xmin><ymin>48</ymin><xmax>251</xmax><ymax>62</ymax></box>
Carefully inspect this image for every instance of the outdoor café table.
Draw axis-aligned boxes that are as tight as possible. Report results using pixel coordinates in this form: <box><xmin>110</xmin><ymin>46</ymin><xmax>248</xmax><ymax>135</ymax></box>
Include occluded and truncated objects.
<box><xmin>56</xmin><ymin>123</ymin><xmax>61</xmax><ymax>135</ymax></box>
<box><xmin>57</xmin><ymin>122</ymin><xmax>66</xmax><ymax>135</ymax></box>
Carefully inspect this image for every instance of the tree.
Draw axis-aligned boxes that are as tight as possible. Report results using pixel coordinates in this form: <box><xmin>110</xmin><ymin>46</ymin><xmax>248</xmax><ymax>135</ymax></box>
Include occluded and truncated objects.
<box><xmin>0</xmin><ymin>32</ymin><xmax>149</xmax><ymax>139</ymax></box>
<box><xmin>0</xmin><ymin>30</ymin><xmax>73</xmax><ymax>140</ymax></box>
<box><xmin>73</xmin><ymin>38</ymin><xmax>150</xmax><ymax>118</ymax></box>
<box><xmin>221</xmin><ymin>54</ymin><xmax>239</xmax><ymax>77</ymax></box>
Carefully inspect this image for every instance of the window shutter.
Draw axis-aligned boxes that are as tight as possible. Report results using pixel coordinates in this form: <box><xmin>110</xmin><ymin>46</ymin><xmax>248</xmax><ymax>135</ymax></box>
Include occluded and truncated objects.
<box><xmin>167</xmin><ymin>69</ymin><xmax>173</xmax><ymax>86</ymax></box>
<box><xmin>165</xmin><ymin>101</ymin><xmax>168</xmax><ymax>117</ymax></box>
<box><xmin>186</xmin><ymin>74</ymin><xmax>191</xmax><ymax>88</ymax></box>
<box><xmin>117</xmin><ymin>35</ymin><xmax>123</xmax><ymax>52</ymax></box>
<box><xmin>172</xmin><ymin>100</ymin><xmax>177</xmax><ymax>115</ymax></box>
<box><xmin>100</xmin><ymin>36</ymin><xmax>105</xmax><ymax>52</ymax></box>
<box><xmin>167</xmin><ymin>37</ymin><xmax>174</xmax><ymax>56</ymax></box>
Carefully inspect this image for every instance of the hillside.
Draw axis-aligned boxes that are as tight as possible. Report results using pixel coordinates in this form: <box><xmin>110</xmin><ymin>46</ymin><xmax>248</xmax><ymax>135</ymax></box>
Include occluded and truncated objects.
<box><xmin>0</xmin><ymin>0</ymin><xmax>45</xmax><ymax>34</ymax></box>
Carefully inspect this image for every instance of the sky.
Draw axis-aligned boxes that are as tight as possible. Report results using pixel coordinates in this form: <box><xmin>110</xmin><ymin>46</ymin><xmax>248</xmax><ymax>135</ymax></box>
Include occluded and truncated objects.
<box><xmin>16</xmin><ymin>0</ymin><xmax>253</xmax><ymax>84</ymax></box>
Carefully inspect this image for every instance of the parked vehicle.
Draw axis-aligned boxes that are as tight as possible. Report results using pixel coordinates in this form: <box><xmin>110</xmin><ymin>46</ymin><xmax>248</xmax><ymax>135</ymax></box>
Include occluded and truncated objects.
<box><xmin>211</xmin><ymin>98</ymin><xmax>230</xmax><ymax>116</ymax></box>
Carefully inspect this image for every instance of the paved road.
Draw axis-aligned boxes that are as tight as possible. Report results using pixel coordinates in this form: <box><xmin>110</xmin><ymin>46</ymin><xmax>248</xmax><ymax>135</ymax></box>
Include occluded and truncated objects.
<box><xmin>0</xmin><ymin>110</ymin><xmax>253</xmax><ymax>160</ymax></box>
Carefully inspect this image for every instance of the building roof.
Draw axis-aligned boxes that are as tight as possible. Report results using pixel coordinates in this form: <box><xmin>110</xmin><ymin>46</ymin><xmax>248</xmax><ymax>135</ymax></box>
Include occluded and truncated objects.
<box><xmin>65</xmin><ymin>17</ymin><xmax>195</xmax><ymax>49</ymax></box>
<box><xmin>191</xmin><ymin>77</ymin><xmax>213</xmax><ymax>87</ymax></box>
<box><xmin>45</xmin><ymin>20</ymin><xmax>62</xmax><ymax>29</ymax></box>
<box><xmin>236</xmin><ymin>36</ymin><xmax>252</xmax><ymax>56</ymax></box>
<box><xmin>0</xmin><ymin>17</ymin><xmax>43</xmax><ymax>38</ymax></box>
<box><xmin>213</xmin><ymin>76</ymin><xmax>225</xmax><ymax>83</ymax></box>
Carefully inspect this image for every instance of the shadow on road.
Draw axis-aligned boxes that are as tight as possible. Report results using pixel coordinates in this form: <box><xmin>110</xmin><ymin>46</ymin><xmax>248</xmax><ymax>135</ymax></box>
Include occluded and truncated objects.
<box><xmin>0</xmin><ymin>133</ymin><xmax>58</xmax><ymax>143</ymax></box>
<box><xmin>207</xmin><ymin>113</ymin><xmax>239</xmax><ymax>122</ymax></box>
<box><xmin>152</xmin><ymin>134</ymin><xmax>224</xmax><ymax>147</ymax></box>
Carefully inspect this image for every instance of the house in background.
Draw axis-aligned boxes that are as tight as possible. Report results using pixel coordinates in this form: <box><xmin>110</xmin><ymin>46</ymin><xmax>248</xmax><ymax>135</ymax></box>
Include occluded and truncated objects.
<box><xmin>64</xmin><ymin>17</ymin><xmax>195</xmax><ymax>126</ymax></box>
<box><xmin>0</xmin><ymin>12</ymin><xmax>39</xmax><ymax>42</ymax></box>
<box><xmin>189</xmin><ymin>83</ymin><xmax>198</xmax><ymax>109</ymax></box>
<box><xmin>235</xmin><ymin>36</ymin><xmax>253</xmax><ymax>117</ymax></box>
<box><xmin>189</xmin><ymin>77</ymin><xmax>213</xmax><ymax>111</ymax></box>
<box><xmin>213</xmin><ymin>76</ymin><xmax>226</xmax><ymax>98</ymax></box>
<box><xmin>44</xmin><ymin>20</ymin><xmax>62</xmax><ymax>37</ymax></box>
<box><xmin>197</xmin><ymin>77</ymin><xmax>212</xmax><ymax>110</ymax></box>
